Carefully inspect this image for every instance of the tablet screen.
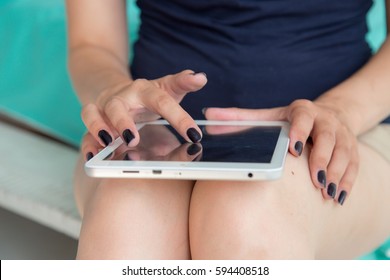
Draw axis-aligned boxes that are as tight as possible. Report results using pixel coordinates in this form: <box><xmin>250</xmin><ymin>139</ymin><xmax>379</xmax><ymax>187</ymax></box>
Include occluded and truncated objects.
<box><xmin>105</xmin><ymin>124</ymin><xmax>281</xmax><ymax>164</ymax></box>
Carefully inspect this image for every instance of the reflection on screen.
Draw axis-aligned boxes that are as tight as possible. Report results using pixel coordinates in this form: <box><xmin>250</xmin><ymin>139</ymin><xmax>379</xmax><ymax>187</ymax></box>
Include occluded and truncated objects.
<box><xmin>105</xmin><ymin>125</ymin><xmax>281</xmax><ymax>163</ymax></box>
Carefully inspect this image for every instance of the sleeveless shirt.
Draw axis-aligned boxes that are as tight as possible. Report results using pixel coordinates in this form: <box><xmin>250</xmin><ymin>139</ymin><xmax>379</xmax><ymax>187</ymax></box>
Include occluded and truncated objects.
<box><xmin>131</xmin><ymin>0</ymin><xmax>387</xmax><ymax>122</ymax></box>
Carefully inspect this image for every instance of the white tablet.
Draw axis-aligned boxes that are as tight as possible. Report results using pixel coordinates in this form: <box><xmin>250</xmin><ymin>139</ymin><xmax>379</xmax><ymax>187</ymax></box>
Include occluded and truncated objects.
<box><xmin>85</xmin><ymin>120</ymin><xmax>290</xmax><ymax>180</ymax></box>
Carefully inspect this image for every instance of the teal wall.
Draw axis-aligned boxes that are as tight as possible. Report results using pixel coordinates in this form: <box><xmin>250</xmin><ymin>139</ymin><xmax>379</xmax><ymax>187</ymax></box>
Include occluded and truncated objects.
<box><xmin>0</xmin><ymin>0</ymin><xmax>140</xmax><ymax>146</ymax></box>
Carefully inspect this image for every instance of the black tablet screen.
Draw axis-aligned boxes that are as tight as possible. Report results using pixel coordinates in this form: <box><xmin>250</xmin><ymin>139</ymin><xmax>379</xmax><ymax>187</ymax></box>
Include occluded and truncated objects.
<box><xmin>105</xmin><ymin>124</ymin><xmax>281</xmax><ymax>163</ymax></box>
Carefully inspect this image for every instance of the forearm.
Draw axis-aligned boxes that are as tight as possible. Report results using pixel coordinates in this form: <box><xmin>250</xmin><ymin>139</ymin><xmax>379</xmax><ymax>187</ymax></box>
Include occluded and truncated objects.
<box><xmin>316</xmin><ymin>37</ymin><xmax>390</xmax><ymax>136</ymax></box>
<box><xmin>68</xmin><ymin>44</ymin><xmax>132</xmax><ymax>106</ymax></box>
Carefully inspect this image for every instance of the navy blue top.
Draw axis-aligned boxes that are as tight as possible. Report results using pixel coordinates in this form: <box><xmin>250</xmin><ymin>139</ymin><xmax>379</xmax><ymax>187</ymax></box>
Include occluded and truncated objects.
<box><xmin>131</xmin><ymin>0</ymin><xmax>389</xmax><ymax>123</ymax></box>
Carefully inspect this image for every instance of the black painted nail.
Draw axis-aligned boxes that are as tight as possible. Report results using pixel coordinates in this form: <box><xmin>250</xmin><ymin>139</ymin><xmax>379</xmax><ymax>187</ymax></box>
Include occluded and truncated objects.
<box><xmin>122</xmin><ymin>129</ymin><xmax>135</xmax><ymax>145</ymax></box>
<box><xmin>192</xmin><ymin>72</ymin><xmax>207</xmax><ymax>78</ymax></box>
<box><xmin>98</xmin><ymin>130</ymin><xmax>112</xmax><ymax>146</ymax></box>
<box><xmin>338</xmin><ymin>190</ymin><xmax>348</xmax><ymax>206</ymax></box>
<box><xmin>187</xmin><ymin>144</ymin><xmax>201</xmax><ymax>155</ymax></box>
<box><xmin>187</xmin><ymin>128</ymin><xmax>202</xmax><ymax>143</ymax></box>
<box><xmin>294</xmin><ymin>141</ymin><xmax>303</xmax><ymax>156</ymax></box>
<box><xmin>317</xmin><ymin>170</ymin><xmax>326</xmax><ymax>188</ymax></box>
<box><xmin>327</xmin><ymin>183</ymin><xmax>337</xmax><ymax>198</ymax></box>
<box><xmin>86</xmin><ymin>152</ymin><xmax>93</xmax><ymax>161</ymax></box>
<box><xmin>192</xmin><ymin>153</ymin><xmax>203</xmax><ymax>162</ymax></box>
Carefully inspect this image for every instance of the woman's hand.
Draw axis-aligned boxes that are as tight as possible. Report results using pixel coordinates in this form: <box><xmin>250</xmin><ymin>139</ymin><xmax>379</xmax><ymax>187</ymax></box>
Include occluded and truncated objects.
<box><xmin>204</xmin><ymin>99</ymin><xmax>359</xmax><ymax>205</ymax></box>
<box><xmin>81</xmin><ymin>129</ymin><xmax>202</xmax><ymax>163</ymax></box>
<box><xmin>81</xmin><ymin>70</ymin><xmax>207</xmax><ymax>148</ymax></box>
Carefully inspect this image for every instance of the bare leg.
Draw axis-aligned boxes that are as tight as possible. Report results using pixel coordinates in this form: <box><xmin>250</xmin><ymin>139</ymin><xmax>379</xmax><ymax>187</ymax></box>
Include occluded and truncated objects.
<box><xmin>189</xmin><ymin>141</ymin><xmax>390</xmax><ymax>259</ymax></box>
<box><xmin>73</xmin><ymin>156</ymin><xmax>194</xmax><ymax>259</ymax></box>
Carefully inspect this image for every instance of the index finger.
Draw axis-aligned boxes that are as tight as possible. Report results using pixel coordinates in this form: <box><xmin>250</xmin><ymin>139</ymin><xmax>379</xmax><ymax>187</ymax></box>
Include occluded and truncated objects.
<box><xmin>138</xmin><ymin>87</ymin><xmax>203</xmax><ymax>143</ymax></box>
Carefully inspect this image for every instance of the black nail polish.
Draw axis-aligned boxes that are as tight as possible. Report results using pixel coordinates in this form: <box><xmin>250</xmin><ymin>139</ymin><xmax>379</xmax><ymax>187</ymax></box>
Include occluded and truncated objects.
<box><xmin>317</xmin><ymin>170</ymin><xmax>326</xmax><ymax>188</ymax></box>
<box><xmin>338</xmin><ymin>190</ymin><xmax>347</xmax><ymax>206</ymax></box>
<box><xmin>86</xmin><ymin>152</ymin><xmax>93</xmax><ymax>161</ymax></box>
<box><xmin>294</xmin><ymin>141</ymin><xmax>303</xmax><ymax>156</ymax></box>
<box><xmin>327</xmin><ymin>183</ymin><xmax>337</xmax><ymax>198</ymax></box>
<box><xmin>187</xmin><ymin>128</ymin><xmax>202</xmax><ymax>143</ymax></box>
<box><xmin>98</xmin><ymin>130</ymin><xmax>112</xmax><ymax>146</ymax></box>
<box><xmin>192</xmin><ymin>153</ymin><xmax>203</xmax><ymax>162</ymax></box>
<box><xmin>187</xmin><ymin>144</ymin><xmax>201</xmax><ymax>155</ymax></box>
<box><xmin>192</xmin><ymin>72</ymin><xmax>207</xmax><ymax>78</ymax></box>
<box><xmin>122</xmin><ymin>129</ymin><xmax>135</xmax><ymax>145</ymax></box>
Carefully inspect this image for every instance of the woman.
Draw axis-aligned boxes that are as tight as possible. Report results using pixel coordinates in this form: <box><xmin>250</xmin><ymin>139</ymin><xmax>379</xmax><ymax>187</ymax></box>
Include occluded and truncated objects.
<box><xmin>66</xmin><ymin>0</ymin><xmax>390</xmax><ymax>259</ymax></box>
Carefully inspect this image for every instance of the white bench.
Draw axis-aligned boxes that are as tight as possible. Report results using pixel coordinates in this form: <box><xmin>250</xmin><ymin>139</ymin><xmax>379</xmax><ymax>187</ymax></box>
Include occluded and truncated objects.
<box><xmin>0</xmin><ymin>120</ymin><xmax>81</xmax><ymax>239</ymax></box>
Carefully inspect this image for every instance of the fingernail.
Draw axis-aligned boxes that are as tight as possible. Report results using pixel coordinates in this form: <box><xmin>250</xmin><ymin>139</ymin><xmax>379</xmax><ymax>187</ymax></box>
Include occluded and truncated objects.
<box><xmin>192</xmin><ymin>153</ymin><xmax>203</xmax><ymax>162</ymax></box>
<box><xmin>187</xmin><ymin>144</ymin><xmax>201</xmax><ymax>155</ymax></box>
<box><xmin>86</xmin><ymin>152</ymin><xmax>93</xmax><ymax>161</ymax></box>
<box><xmin>202</xmin><ymin>107</ymin><xmax>208</xmax><ymax>116</ymax></box>
<box><xmin>187</xmin><ymin>128</ymin><xmax>202</xmax><ymax>143</ymax></box>
<box><xmin>294</xmin><ymin>141</ymin><xmax>303</xmax><ymax>156</ymax></box>
<box><xmin>192</xmin><ymin>72</ymin><xmax>207</xmax><ymax>78</ymax></box>
<box><xmin>98</xmin><ymin>130</ymin><xmax>112</xmax><ymax>146</ymax></box>
<box><xmin>317</xmin><ymin>170</ymin><xmax>326</xmax><ymax>188</ymax></box>
<box><xmin>327</xmin><ymin>183</ymin><xmax>337</xmax><ymax>198</ymax></box>
<box><xmin>338</xmin><ymin>190</ymin><xmax>348</xmax><ymax>205</ymax></box>
<box><xmin>122</xmin><ymin>129</ymin><xmax>135</xmax><ymax>145</ymax></box>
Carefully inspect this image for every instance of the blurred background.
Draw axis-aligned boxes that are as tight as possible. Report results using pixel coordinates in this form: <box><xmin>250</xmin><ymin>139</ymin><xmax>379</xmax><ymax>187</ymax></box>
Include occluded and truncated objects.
<box><xmin>0</xmin><ymin>0</ymin><xmax>388</xmax><ymax>259</ymax></box>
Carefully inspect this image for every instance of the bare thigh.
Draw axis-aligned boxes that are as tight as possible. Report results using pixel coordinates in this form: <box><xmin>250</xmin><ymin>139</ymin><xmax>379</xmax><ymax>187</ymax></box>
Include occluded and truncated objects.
<box><xmin>73</xmin><ymin>156</ymin><xmax>195</xmax><ymax>259</ymax></box>
<box><xmin>189</xmin><ymin>140</ymin><xmax>390</xmax><ymax>259</ymax></box>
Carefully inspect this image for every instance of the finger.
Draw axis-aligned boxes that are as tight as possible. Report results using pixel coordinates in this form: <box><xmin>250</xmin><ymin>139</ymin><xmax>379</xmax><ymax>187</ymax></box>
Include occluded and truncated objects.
<box><xmin>155</xmin><ymin>70</ymin><xmax>208</xmax><ymax>99</ymax></box>
<box><xmin>336</xmin><ymin>147</ymin><xmax>359</xmax><ymax>206</ymax></box>
<box><xmin>124</xmin><ymin>150</ymin><xmax>143</xmax><ymax>161</ymax></box>
<box><xmin>287</xmin><ymin>106</ymin><xmax>315</xmax><ymax>157</ymax></box>
<box><xmin>321</xmin><ymin>132</ymin><xmax>352</xmax><ymax>200</ymax></box>
<box><xmin>80</xmin><ymin>132</ymin><xmax>102</xmax><ymax>161</ymax></box>
<box><xmin>309</xmin><ymin>124</ymin><xmax>336</xmax><ymax>189</ymax></box>
<box><xmin>139</xmin><ymin>88</ymin><xmax>202</xmax><ymax>143</ymax></box>
<box><xmin>203</xmin><ymin>125</ymin><xmax>253</xmax><ymax>135</ymax></box>
<box><xmin>81</xmin><ymin>103</ymin><xmax>114</xmax><ymax>147</ymax></box>
<box><xmin>103</xmin><ymin>96</ymin><xmax>140</xmax><ymax>147</ymax></box>
<box><xmin>204</xmin><ymin>107</ymin><xmax>286</xmax><ymax>121</ymax></box>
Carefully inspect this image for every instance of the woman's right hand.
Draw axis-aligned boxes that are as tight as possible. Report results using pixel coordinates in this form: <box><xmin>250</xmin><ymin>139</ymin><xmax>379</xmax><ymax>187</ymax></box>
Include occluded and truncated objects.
<box><xmin>81</xmin><ymin>70</ymin><xmax>208</xmax><ymax>149</ymax></box>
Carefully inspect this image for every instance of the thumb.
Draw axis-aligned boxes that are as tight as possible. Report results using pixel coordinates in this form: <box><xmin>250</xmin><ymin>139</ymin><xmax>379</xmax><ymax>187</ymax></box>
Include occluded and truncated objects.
<box><xmin>204</xmin><ymin>107</ymin><xmax>286</xmax><ymax>121</ymax></box>
<box><xmin>154</xmin><ymin>70</ymin><xmax>208</xmax><ymax>100</ymax></box>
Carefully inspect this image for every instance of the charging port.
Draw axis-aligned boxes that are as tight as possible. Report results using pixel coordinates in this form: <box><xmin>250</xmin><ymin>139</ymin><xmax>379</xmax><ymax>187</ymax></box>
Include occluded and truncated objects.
<box><xmin>153</xmin><ymin>170</ymin><xmax>162</xmax><ymax>174</ymax></box>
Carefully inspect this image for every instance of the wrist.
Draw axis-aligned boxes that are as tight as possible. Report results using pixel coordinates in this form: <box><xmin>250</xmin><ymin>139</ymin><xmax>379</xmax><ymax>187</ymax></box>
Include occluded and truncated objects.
<box><xmin>314</xmin><ymin>97</ymin><xmax>362</xmax><ymax>136</ymax></box>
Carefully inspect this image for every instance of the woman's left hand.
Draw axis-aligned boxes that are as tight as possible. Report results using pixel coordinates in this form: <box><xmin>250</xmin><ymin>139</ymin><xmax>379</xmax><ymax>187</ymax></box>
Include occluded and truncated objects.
<box><xmin>204</xmin><ymin>99</ymin><xmax>359</xmax><ymax>205</ymax></box>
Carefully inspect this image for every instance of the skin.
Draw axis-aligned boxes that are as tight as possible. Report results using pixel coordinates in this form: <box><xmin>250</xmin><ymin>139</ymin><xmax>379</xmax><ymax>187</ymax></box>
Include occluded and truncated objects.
<box><xmin>66</xmin><ymin>0</ymin><xmax>390</xmax><ymax>259</ymax></box>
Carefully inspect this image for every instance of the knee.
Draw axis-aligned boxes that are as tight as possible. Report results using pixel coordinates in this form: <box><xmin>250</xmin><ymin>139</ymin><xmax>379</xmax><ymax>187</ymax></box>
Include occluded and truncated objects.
<box><xmin>189</xmin><ymin>181</ymin><xmax>314</xmax><ymax>259</ymax></box>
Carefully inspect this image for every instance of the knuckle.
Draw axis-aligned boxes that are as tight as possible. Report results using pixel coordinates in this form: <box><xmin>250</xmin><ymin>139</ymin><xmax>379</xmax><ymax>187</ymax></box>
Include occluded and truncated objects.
<box><xmin>291</xmin><ymin>99</ymin><xmax>313</xmax><ymax>109</ymax></box>
<box><xmin>317</xmin><ymin>129</ymin><xmax>335</xmax><ymax>143</ymax></box>
<box><xmin>291</xmin><ymin>127</ymin><xmax>308</xmax><ymax>140</ymax></box>
<box><xmin>335</xmin><ymin>143</ymin><xmax>352</xmax><ymax>158</ymax></box>
<box><xmin>350</xmin><ymin>157</ymin><xmax>360</xmax><ymax>171</ymax></box>
<box><xmin>81</xmin><ymin>103</ymin><xmax>96</xmax><ymax>120</ymax></box>
<box><xmin>154</xmin><ymin>94</ymin><xmax>173</xmax><ymax>111</ymax></box>
<box><xmin>312</xmin><ymin>154</ymin><xmax>329</xmax><ymax>169</ymax></box>
<box><xmin>104</xmin><ymin>96</ymin><xmax>123</xmax><ymax>115</ymax></box>
<box><xmin>130</xmin><ymin>78</ymin><xmax>148</xmax><ymax>91</ymax></box>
